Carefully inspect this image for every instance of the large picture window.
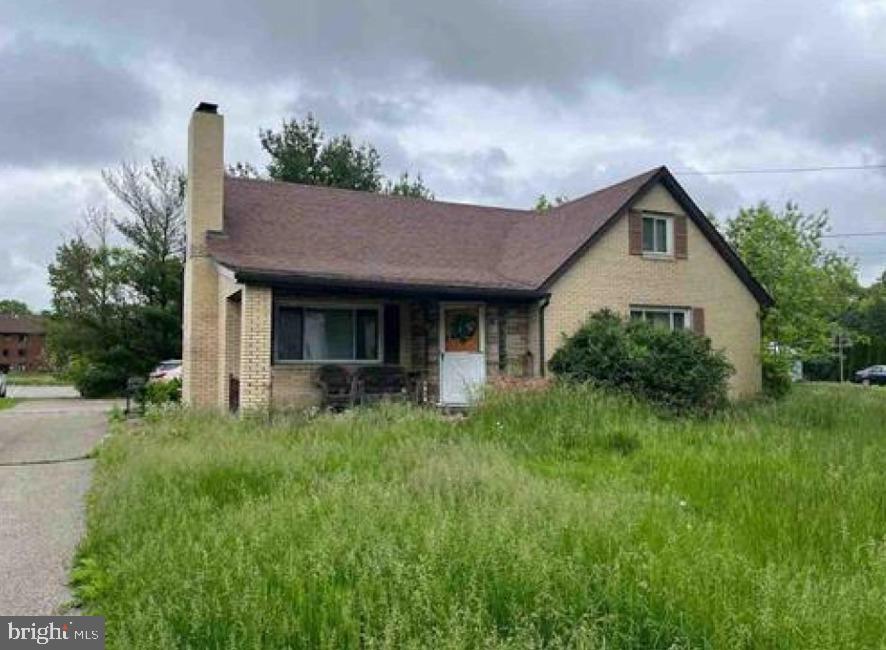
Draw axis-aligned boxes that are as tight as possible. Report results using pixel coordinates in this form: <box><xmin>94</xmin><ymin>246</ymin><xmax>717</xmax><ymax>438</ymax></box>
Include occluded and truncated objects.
<box><xmin>630</xmin><ymin>307</ymin><xmax>689</xmax><ymax>331</ymax></box>
<box><xmin>642</xmin><ymin>215</ymin><xmax>673</xmax><ymax>254</ymax></box>
<box><xmin>275</xmin><ymin>305</ymin><xmax>380</xmax><ymax>362</ymax></box>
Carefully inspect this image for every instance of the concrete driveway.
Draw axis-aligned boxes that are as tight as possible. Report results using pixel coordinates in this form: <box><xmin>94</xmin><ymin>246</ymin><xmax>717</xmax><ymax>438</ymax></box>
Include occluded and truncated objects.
<box><xmin>0</xmin><ymin>398</ymin><xmax>120</xmax><ymax>615</ymax></box>
<box><xmin>6</xmin><ymin>385</ymin><xmax>81</xmax><ymax>399</ymax></box>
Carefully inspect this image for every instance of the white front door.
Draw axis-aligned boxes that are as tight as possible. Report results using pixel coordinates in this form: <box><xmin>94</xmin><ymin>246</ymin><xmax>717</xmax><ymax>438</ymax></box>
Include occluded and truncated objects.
<box><xmin>440</xmin><ymin>304</ymin><xmax>486</xmax><ymax>405</ymax></box>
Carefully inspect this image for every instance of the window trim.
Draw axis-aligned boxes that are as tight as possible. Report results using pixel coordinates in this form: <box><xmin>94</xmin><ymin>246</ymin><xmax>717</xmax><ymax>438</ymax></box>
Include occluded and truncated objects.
<box><xmin>629</xmin><ymin>305</ymin><xmax>691</xmax><ymax>331</ymax></box>
<box><xmin>640</xmin><ymin>213</ymin><xmax>674</xmax><ymax>256</ymax></box>
<box><xmin>273</xmin><ymin>301</ymin><xmax>385</xmax><ymax>365</ymax></box>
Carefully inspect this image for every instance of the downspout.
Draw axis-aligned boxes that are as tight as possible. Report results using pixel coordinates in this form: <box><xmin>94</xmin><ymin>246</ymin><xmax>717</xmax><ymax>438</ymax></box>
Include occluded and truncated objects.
<box><xmin>538</xmin><ymin>295</ymin><xmax>551</xmax><ymax>377</ymax></box>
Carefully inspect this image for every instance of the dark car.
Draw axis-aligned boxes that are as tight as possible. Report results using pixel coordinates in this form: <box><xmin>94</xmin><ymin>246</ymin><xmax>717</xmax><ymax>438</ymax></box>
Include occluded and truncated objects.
<box><xmin>852</xmin><ymin>365</ymin><xmax>886</xmax><ymax>386</ymax></box>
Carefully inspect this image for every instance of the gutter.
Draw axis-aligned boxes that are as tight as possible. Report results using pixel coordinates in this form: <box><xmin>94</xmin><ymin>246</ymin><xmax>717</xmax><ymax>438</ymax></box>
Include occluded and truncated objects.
<box><xmin>538</xmin><ymin>295</ymin><xmax>551</xmax><ymax>377</ymax></box>
<box><xmin>233</xmin><ymin>268</ymin><xmax>547</xmax><ymax>301</ymax></box>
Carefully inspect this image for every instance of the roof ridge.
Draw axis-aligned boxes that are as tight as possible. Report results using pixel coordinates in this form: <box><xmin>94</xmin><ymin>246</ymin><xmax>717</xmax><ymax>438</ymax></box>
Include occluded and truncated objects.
<box><xmin>547</xmin><ymin>166</ymin><xmax>665</xmax><ymax>213</ymax></box>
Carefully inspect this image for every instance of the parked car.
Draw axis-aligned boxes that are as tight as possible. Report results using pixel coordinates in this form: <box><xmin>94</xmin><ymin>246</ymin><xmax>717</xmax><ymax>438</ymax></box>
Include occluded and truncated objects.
<box><xmin>149</xmin><ymin>359</ymin><xmax>182</xmax><ymax>384</ymax></box>
<box><xmin>852</xmin><ymin>365</ymin><xmax>886</xmax><ymax>386</ymax></box>
<box><xmin>0</xmin><ymin>366</ymin><xmax>7</xmax><ymax>397</ymax></box>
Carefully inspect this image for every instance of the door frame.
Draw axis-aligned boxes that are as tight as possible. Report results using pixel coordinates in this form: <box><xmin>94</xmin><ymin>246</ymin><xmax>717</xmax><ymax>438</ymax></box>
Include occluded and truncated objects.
<box><xmin>438</xmin><ymin>301</ymin><xmax>486</xmax><ymax>405</ymax></box>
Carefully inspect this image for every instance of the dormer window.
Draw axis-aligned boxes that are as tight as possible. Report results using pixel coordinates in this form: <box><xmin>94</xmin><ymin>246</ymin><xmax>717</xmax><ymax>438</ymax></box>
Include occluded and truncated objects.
<box><xmin>642</xmin><ymin>214</ymin><xmax>673</xmax><ymax>255</ymax></box>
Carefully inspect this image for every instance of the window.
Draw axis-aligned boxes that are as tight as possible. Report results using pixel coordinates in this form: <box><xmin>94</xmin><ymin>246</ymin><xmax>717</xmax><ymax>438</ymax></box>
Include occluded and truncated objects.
<box><xmin>274</xmin><ymin>305</ymin><xmax>381</xmax><ymax>362</ymax></box>
<box><xmin>630</xmin><ymin>307</ymin><xmax>690</xmax><ymax>331</ymax></box>
<box><xmin>641</xmin><ymin>215</ymin><xmax>673</xmax><ymax>254</ymax></box>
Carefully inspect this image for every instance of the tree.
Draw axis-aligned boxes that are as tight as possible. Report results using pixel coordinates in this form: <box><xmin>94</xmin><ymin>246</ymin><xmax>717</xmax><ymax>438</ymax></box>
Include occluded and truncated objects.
<box><xmin>48</xmin><ymin>159</ymin><xmax>186</xmax><ymax>396</ymax></box>
<box><xmin>383</xmin><ymin>172</ymin><xmax>434</xmax><ymax>199</ymax></box>
<box><xmin>250</xmin><ymin>113</ymin><xmax>433</xmax><ymax>198</ymax></box>
<box><xmin>724</xmin><ymin>202</ymin><xmax>858</xmax><ymax>360</ymax></box>
<box><xmin>857</xmin><ymin>271</ymin><xmax>886</xmax><ymax>340</ymax></box>
<box><xmin>260</xmin><ymin>114</ymin><xmax>383</xmax><ymax>191</ymax></box>
<box><xmin>227</xmin><ymin>161</ymin><xmax>261</xmax><ymax>179</ymax></box>
<box><xmin>534</xmin><ymin>194</ymin><xmax>569</xmax><ymax>212</ymax></box>
<box><xmin>0</xmin><ymin>299</ymin><xmax>31</xmax><ymax>316</ymax></box>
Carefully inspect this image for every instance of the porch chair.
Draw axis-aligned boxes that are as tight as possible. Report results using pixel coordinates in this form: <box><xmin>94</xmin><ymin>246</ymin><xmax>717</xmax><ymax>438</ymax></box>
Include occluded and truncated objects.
<box><xmin>354</xmin><ymin>366</ymin><xmax>410</xmax><ymax>404</ymax></box>
<box><xmin>315</xmin><ymin>365</ymin><xmax>358</xmax><ymax>410</ymax></box>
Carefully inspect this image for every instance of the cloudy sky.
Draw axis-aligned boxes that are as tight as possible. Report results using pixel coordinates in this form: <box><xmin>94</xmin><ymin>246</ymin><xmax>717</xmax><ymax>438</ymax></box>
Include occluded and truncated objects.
<box><xmin>2</xmin><ymin>0</ymin><xmax>885</xmax><ymax>309</ymax></box>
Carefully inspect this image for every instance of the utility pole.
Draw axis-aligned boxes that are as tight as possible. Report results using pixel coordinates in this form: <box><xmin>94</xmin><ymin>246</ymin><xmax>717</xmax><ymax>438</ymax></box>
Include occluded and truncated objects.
<box><xmin>833</xmin><ymin>328</ymin><xmax>852</xmax><ymax>383</ymax></box>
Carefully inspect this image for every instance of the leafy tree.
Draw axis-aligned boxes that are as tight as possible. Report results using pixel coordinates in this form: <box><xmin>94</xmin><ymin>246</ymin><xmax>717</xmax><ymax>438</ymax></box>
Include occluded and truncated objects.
<box><xmin>534</xmin><ymin>194</ymin><xmax>569</xmax><ymax>212</ymax></box>
<box><xmin>0</xmin><ymin>299</ymin><xmax>31</xmax><ymax>315</ymax></box>
<box><xmin>811</xmin><ymin>270</ymin><xmax>886</xmax><ymax>380</ymax></box>
<box><xmin>260</xmin><ymin>114</ymin><xmax>383</xmax><ymax>191</ymax></box>
<box><xmin>384</xmin><ymin>172</ymin><xmax>434</xmax><ymax>199</ymax></box>
<box><xmin>724</xmin><ymin>202</ymin><xmax>858</xmax><ymax>360</ymax></box>
<box><xmin>250</xmin><ymin>113</ymin><xmax>433</xmax><ymax>198</ymax></box>
<box><xmin>48</xmin><ymin>159</ymin><xmax>186</xmax><ymax>396</ymax></box>
<box><xmin>857</xmin><ymin>271</ymin><xmax>886</xmax><ymax>340</ymax></box>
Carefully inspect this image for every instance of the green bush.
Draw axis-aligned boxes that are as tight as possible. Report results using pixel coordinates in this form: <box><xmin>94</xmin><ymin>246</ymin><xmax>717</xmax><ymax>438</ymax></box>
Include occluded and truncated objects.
<box><xmin>68</xmin><ymin>357</ymin><xmax>131</xmax><ymax>398</ymax></box>
<box><xmin>549</xmin><ymin>309</ymin><xmax>733</xmax><ymax>414</ymax></box>
<box><xmin>762</xmin><ymin>349</ymin><xmax>793</xmax><ymax>398</ymax></box>
<box><xmin>142</xmin><ymin>378</ymin><xmax>181</xmax><ymax>406</ymax></box>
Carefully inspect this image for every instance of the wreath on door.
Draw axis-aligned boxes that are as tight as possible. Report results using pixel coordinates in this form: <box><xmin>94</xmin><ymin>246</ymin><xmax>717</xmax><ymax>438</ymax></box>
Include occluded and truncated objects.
<box><xmin>449</xmin><ymin>313</ymin><xmax>478</xmax><ymax>342</ymax></box>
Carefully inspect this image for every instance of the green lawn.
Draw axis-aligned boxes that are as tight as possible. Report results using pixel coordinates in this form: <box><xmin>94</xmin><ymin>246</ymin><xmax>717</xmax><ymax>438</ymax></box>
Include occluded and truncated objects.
<box><xmin>7</xmin><ymin>371</ymin><xmax>66</xmax><ymax>386</ymax></box>
<box><xmin>0</xmin><ymin>397</ymin><xmax>18</xmax><ymax>411</ymax></box>
<box><xmin>75</xmin><ymin>384</ymin><xmax>886</xmax><ymax>649</ymax></box>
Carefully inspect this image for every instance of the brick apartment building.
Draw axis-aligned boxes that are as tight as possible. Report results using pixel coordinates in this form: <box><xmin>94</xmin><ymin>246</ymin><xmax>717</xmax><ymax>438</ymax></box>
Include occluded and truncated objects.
<box><xmin>0</xmin><ymin>315</ymin><xmax>47</xmax><ymax>371</ymax></box>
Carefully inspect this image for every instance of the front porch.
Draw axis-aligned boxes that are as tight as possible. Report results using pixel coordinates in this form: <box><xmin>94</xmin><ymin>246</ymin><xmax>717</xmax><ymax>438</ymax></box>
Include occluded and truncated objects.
<box><xmin>220</xmin><ymin>285</ymin><xmax>542</xmax><ymax>412</ymax></box>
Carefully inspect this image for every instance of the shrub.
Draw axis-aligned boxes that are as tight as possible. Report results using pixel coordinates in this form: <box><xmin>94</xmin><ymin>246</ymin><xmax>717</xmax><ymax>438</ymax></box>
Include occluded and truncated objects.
<box><xmin>762</xmin><ymin>349</ymin><xmax>793</xmax><ymax>399</ymax></box>
<box><xmin>549</xmin><ymin>309</ymin><xmax>733</xmax><ymax>414</ymax></box>
<box><xmin>142</xmin><ymin>378</ymin><xmax>182</xmax><ymax>406</ymax></box>
<box><xmin>68</xmin><ymin>357</ymin><xmax>130</xmax><ymax>398</ymax></box>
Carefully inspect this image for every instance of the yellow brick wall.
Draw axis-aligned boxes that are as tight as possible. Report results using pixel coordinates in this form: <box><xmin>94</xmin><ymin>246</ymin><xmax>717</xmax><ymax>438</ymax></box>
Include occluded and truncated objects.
<box><xmin>216</xmin><ymin>272</ymin><xmax>242</xmax><ymax>409</ymax></box>
<box><xmin>182</xmin><ymin>257</ymin><xmax>220</xmax><ymax>406</ymax></box>
<box><xmin>239</xmin><ymin>284</ymin><xmax>273</xmax><ymax>411</ymax></box>
<box><xmin>182</xmin><ymin>108</ymin><xmax>224</xmax><ymax>407</ymax></box>
<box><xmin>544</xmin><ymin>182</ymin><xmax>762</xmax><ymax>397</ymax></box>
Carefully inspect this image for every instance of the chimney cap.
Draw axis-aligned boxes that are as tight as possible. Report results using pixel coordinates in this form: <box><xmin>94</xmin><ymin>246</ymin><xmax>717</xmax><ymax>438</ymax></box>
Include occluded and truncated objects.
<box><xmin>195</xmin><ymin>102</ymin><xmax>219</xmax><ymax>114</ymax></box>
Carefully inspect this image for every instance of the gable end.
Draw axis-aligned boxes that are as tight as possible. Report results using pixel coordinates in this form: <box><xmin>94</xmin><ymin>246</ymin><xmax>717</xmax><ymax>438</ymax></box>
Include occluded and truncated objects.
<box><xmin>539</xmin><ymin>167</ymin><xmax>773</xmax><ymax>308</ymax></box>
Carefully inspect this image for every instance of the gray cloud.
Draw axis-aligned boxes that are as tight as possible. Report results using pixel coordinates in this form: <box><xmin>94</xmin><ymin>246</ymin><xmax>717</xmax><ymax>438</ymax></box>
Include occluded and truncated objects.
<box><xmin>1</xmin><ymin>0</ymin><xmax>885</xmax><ymax>310</ymax></box>
<box><xmin>0</xmin><ymin>36</ymin><xmax>159</xmax><ymax>167</ymax></box>
<box><xmin>9</xmin><ymin>1</ymin><xmax>886</xmax><ymax>161</ymax></box>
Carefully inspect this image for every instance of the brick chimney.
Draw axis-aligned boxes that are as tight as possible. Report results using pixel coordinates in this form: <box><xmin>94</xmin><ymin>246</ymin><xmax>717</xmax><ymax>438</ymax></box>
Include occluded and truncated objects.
<box><xmin>182</xmin><ymin>102</ymin><xmax>224</xmax><ymax>407</ymax></box>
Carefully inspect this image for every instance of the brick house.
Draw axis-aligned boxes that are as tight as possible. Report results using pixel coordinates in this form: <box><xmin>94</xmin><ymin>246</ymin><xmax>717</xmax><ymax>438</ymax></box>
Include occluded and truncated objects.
<box><xmin>182</xmin><ymin>103</ymin><xmax>772</xmax><ymax>411</ymax></box>
<box><xmin>0</xmin><ymin>315</ymin><xmax>47</xmax><ymax>371</ymax></box>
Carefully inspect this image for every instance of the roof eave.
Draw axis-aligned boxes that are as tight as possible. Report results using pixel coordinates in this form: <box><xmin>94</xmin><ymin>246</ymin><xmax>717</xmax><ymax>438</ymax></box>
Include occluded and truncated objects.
<box><xmin>229</xmin><ymin>266</ymin><xmax>549</xmax><ymax>301</ymax></box>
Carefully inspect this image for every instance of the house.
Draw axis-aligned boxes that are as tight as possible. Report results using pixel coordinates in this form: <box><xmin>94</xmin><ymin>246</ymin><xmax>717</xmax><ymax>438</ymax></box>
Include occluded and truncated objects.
<box><xmin>0</xmin><ymin>315</ymin><xmax>47</xmax><ymax>372</ymax></box>
<box><xmin>182</xmin><ymin>103</ymin><xmax>772</xmax><ymax>411</ymax></box>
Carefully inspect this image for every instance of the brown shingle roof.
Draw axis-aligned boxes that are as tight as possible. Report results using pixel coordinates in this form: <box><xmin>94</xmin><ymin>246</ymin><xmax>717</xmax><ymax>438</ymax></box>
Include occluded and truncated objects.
<box><xmin>0</xmin><ymin>315</ymin><xmax>46</xmax><ymax>335</ymax></box>
<box><xmin>208</xmin><ymin>166</ymin><xmax>772</xmax><ymax>305</ymax></box>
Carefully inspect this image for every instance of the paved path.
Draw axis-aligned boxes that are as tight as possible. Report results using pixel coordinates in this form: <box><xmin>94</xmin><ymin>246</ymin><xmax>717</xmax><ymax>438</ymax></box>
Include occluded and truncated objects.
<box><xmin>0</xmin><ymin>399</ymin><xmax>120</xmax><ymax>615</ymax></box>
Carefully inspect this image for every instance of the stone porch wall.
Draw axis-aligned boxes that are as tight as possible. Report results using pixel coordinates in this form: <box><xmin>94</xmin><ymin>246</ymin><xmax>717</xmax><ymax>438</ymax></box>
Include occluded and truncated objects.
<box><xmin>484</xmin><ymin>304</ymin><xmax>533</xmax><ymax>381</ymax></box>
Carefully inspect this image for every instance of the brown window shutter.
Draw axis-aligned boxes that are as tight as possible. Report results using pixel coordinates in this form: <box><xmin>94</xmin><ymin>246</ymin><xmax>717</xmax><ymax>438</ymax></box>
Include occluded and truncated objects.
<box><xmin>628</xmin><ymin>211</ymin><xmax>642</xmax><ymax>255</ymax></box>
<box><xmin>692</xmin><ymin>307</ymin><xmax>705</xmax><ymax>335</ymax></box>
<box><xmin>675</xmin><ymin>215</ymin><xmax>688</xmax><ymax>259</ymax></box>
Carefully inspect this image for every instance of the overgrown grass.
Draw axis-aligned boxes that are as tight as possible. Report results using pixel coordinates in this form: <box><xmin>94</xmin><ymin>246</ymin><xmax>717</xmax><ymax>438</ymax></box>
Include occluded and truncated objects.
<box><xmin>0</xmin><ymin>397</ymin><xmax>18</xmax><ymax>411</ymax></box>
<box><xmin>7</xmin><ymin>371</ymin><xmax>66</xmax><ymax>386</ymax></box>
<box><xmin>74</xmin><ymin>384</ymin><xmax>886</xmax><ymax>648</ymax></box>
